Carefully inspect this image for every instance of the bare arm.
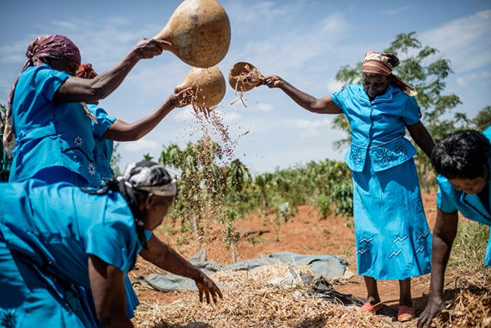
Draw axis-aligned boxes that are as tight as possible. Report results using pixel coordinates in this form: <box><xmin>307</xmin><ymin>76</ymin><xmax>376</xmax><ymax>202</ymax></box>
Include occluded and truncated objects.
<box><xmin>262</xmin><ymin>75</ymin><xmax>342</xmax><ymax>114</ymax></box>
<box><xmin>54</xmin><ymin>39</ymin><xmax>171</xmax><ymax>104</ymax></box>
<box><xmin>88</xmin><ymin>255</ymin><xmax>133</xmax><ymax>328</ymax></box>
<box><xmin>103</xmin><ymin>88</ymin><xmax>193</xmax><ymax>141</ymax></box>
<box><xmin>407</xmin><ymin>121</ymin><xmax>435</xmax><ymax>159</ymax></box>
<box><xmin>139</xmin><ymin>234</ymin><xmax>223</xmax><ymax>303</ymax></box>
<box><xmin>418</xmin><ymin>209</ymin><xmax>458</xmax><ymax>328</ymax></box>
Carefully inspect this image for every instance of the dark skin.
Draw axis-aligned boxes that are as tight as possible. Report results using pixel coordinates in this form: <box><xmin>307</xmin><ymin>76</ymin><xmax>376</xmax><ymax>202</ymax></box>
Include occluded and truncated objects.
<box><xmin>37</xmin><ymin>38</ymin><xmax>171</xmax><ymax>104</ymax></box>
<box><xmin>102</xmin><ymin>88</ymin><xmax>193</xmax><ymax>141</ymax></box>
<box><xmin>88</xmin><ymin>193</ymin><xmax>222</xmax><ymax>327</ymax></box>
<box><xmin>263</xmin><ymin>72</ymin><xmax>435</xmax><ymax>308</ymax></box>
<box><xmin>418</xmin><ymin>172</ymin><xmax>489</xmax><ymax>327</ymax></box>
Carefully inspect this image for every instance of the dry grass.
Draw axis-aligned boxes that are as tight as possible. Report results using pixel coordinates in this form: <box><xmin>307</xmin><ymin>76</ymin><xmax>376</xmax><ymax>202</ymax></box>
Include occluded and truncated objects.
<box><xmin>430</xmin><ymin>269</ymin><xmax>491</xmax><ymax>328</ymax></box>
<box><xmin>132</xmin><ymin>265</ymin><xmax>491</xmax><ymax>328</ymax></box>
<box><xmin>133</xmin><ymin>264</ymin><xmax>401</xmax><ymax>328</ymax></box>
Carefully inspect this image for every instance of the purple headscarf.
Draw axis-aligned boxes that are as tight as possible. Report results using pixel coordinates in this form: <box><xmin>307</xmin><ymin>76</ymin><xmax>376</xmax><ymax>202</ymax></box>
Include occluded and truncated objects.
<box><xmin>3</xmin><ymin>34</ymin><xmax>81</xmax><ymax>154</ymax></box>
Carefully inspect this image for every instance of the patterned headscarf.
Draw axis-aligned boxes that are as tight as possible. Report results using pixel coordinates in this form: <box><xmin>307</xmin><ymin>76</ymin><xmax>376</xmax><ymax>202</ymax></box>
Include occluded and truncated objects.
<box><xmin>82</xmin><ymin>160</ymin><xmax>177</xmax><ymax>248</ymax></box>
<box><xmin>3</xmin><ymin>35</ymin><xmax>81</xmax><ymax>154</ymax></box>
<box><xmin>362</xmin><ymin>51</ymin><xmax>417</xmax><ymax>96</ymax></box>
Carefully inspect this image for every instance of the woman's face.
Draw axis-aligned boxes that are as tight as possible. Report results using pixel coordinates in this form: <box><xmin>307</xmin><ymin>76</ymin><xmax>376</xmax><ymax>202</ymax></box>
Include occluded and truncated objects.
<box><xmin>448</xmin><ymin>176</ymin><xmax>488</xmax><ymax>194</ymax></box>
<box><xmin>362</xmin><ymin>73</ymin><xmax>388</xmax><ymax>99</ymax></box>
<box><xmin>45</xmin><ymin>58</ymin><xmax>80</xmax><ymax>76</ymax></box>
<box><xmin>142</xmin><ymin>195</ymin><xmax>174</xmax><ymax>230</ymax></box>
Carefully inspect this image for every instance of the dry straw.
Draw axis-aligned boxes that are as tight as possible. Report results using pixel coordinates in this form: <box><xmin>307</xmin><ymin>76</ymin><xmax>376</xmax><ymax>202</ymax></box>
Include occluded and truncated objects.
<box><xmin>133</xmin><ymin>264</ymin><xmax>403</xmax><ymax>328</ymax></box>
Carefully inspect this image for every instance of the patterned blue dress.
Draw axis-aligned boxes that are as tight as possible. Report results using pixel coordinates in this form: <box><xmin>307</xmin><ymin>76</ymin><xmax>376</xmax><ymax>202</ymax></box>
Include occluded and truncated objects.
<box><xmin>8</xmin><ymin>65</ymin><xmax>140</xmax><ymax>316</ymax></box>
<box><xmin>88</xmin><ymin>104</ymin><xmax>116</xmax><ymax>182</ymax></box>
<box><xmin>86</xmin><ymin>104</ymin><xmax>142</xmax><ymax>316</ymax></box>
<box><xmin>331</xmin><ymin>84</ymin><xmax>432</xmax><ymax>280</ymax></box>
<box><xmin>0</xmin><ymin>180</ymin><xmax>151</xmax><ymax>327</ymax></box>
<box><xmin>435</xmin><ymin>127</ymin><xmax>491</xmax><ymax>267</ymax></box>
<box><xmin>8</xmin><ymin>65</ymin><xmax>101</xmax><ymax>187</ymax></box>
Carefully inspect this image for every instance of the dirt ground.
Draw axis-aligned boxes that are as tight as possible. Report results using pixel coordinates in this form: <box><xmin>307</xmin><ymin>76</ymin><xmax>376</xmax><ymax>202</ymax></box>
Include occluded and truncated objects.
<box><xmin>128</xmin><ymin>192</ymin><xmax>490</xmax><ymax>327</ymax></box>
<box><xmin>130</xmin><ymin>193</ymin><xmax>440</xmax><ymax>308</ymax></box>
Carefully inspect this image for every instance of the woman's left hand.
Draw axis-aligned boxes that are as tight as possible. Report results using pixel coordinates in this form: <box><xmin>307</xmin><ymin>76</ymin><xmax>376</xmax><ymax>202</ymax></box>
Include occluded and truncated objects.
<box><xmin>194</xmin><ymin>272</ymin><xmax>223</xmax><ymax>304</ymax></box>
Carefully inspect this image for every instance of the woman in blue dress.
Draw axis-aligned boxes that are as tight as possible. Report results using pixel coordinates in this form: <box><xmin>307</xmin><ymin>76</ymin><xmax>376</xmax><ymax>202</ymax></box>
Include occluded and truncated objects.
<box><xmin>75</xmin><ymin>63</ymin><xmax>193</xmax><ymax>182</ymax></box>
<box><xmin>0</xmin><ymin>161</ymin><xmax>222</xmax><ymax>327</ymax></box>
<box><xmin>418</xmin><ymin>128</ymin><xmax>491</xmax><ymax>327</ymax></box>
<box><xmin>3</xmin><ymin>34</ymin><xmax>171</xmax><ymax>187</ymax></box>
<box><xmin>74</xmin><ymin>63</ymin><xmax>193</xmax><ymax>315</ymax></box>
<box><xmin>263</xmin><ymin>51</ymin><xmax>435</xmax><ymax>321</ymax></box>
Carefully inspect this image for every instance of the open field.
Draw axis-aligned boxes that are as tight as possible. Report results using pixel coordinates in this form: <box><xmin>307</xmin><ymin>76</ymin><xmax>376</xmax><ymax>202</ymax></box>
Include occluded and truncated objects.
<box><xmin>130</xmin><ymin>192</ymin><xmax>491</xmax><ymax>328</ymax></box>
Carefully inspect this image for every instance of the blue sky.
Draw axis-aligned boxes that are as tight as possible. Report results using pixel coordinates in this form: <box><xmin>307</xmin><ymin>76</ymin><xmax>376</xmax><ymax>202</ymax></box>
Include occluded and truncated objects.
<box><xmin>1</xmin><ymin>0</ymin><xmax>490</xmax><ymax>174</ymax></box>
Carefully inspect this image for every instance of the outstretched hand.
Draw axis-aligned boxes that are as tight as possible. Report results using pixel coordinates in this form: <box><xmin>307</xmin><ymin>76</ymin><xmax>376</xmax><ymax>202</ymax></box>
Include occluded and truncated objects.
<box><xmin>417</xmin><ymin>297</ymin><xmax>445</xmax><ymax>328</ymax></box>
<box><xmin>195</xmin><ymin>272</ymin><xmax>223</xmax><ymax>304</ymax></box>
<box><xmin>262</xmin><ymin>75</ymin><xmax>284</xmax><ymax>88</ymax></box>
<box><xmin>168</xmin><ymin>87</ymin><xmax>194</xmax><ymax>108</ymax></box>
<box><xmin>133</xmin><ymin>38</ymin><xmax>172</xmax><ymax>59</ymax></box>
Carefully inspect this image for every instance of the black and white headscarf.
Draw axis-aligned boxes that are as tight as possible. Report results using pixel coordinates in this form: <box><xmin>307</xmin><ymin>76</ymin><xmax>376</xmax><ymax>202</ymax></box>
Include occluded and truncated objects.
<box><xmin>82</xmin><ymin>161</ymin><xmax>177</xmax><ymax>248</ymax></box>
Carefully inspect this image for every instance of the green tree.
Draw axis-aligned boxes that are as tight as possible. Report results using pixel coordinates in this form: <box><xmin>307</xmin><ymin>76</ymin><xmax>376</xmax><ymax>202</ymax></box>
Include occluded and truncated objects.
<box><xmin>0</xmin><ymin>104</ymin><xmax>12</xmax><ymax>182</ymax></box>
<box><xmin>110</xmin><ymin>142</ymin><xmax>122</xmax><ymax>176</ymax></box>
<box><xmin>159</xmin><ymin>138</ymin><xmax>226</xmax><ymax>239</ymax></box>
<box><xmin>472</xmin><ymin>106</ymin><xmax>491</xmax><ymax>132</ymax></box>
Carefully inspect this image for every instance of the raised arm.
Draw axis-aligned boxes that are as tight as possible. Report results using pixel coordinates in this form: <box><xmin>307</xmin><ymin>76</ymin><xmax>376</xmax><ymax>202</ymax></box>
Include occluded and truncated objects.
<box><xmin>418</xmin><ymin>209</ymin><xmax>458</xmax><ymax>328</ymax></box>
<box><xmin>262</xmin><ymin>75</ymin><xmax>342</xmax><ymax>114</ymax></box>
<box><xmin>103</xmin><ymin>88</ymin><xmax>193</xmax><ymax>141</ymax></box>
<box><xmin>54</xmin><ymin>38</ymin><xmax>171</xmax><ymax>104</ymax></box>
<box><xmin>139</xmin><ymin>234</ymin><xmax>223</xmax><ymax>304</ymax></box>
<box><xmin>88</xmin><ymin>255</ymin><xmax>133</xmax><ymax>328</ymax></box>
<box><xmin>407</xmin><ymin>121</ymin><xmax>435</xmax><ymax>159</ymax></box>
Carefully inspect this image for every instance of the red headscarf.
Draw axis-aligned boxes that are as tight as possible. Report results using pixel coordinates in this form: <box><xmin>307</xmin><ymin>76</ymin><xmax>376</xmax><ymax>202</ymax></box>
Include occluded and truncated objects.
<box><xmin>3</xmin><ymin>35</ymin><xmax>81</xmax><ymax>153</ymax></box>
<box><xmin>362</xmin><ymin>51</ymin><xmax>417</xmax><ymax>96</ymax></box>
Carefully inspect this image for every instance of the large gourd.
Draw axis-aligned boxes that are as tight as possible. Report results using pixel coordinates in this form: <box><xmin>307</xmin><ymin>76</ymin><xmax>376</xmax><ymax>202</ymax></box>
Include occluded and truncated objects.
<box><xmin>228</xmin><ymin>62</ymin><xmax>264</xmax><ymax>92</ymax></box>
<box><xmin>154</xmin><ymin>0</ymin><xmax>231</xmax><ymax>68</ymax></box>
<box><xmin>175</xmin><ymin>66</ymin><xmax>225</xmax><ymax>107</ymax></box>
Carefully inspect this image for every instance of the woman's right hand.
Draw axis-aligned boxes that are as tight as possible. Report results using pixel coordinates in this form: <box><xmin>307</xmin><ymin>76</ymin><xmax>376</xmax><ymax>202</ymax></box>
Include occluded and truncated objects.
<box><xmin>132</xmin><ymin>38</ymin><xmax>172</xmax><ymax>59</ymax></box>
<box><xmin>194</xmin><ymin>272</ymin><xmax>223</xmax><ymax>304</ymax></box>
<box><xmin>262</xmin><ymin>75</ymin><xmax>284</xmax><ymax>88</ymax></box>
<box><xmin>168</xmin><ymin>87</ymin><xmax>194</xmax><ymax>108</ymax></box>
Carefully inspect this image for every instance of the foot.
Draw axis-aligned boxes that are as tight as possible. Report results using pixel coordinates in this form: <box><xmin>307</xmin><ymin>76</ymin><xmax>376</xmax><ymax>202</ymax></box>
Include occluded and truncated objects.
<box><xmin>359</xmin><ymin>301</ymin><xmax>383</xmax><ymax>313</ymax></box>
<box><xmin>397</xmin><ymin>305</ymin><xmax>415</xmax><ymax>322</ymax></box>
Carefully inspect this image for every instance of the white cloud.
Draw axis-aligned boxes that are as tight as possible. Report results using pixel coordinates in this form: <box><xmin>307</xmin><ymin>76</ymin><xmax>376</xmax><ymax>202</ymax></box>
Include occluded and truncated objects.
<box><xmin>173</xmin><ymin>107</ymin><xmax>196</xmax><ymax>122</ymax></box>
<box><xmin>221</xmin><ymin>111</ymin><xmax>242</xmax><ymax>122</ymax></box>
<box><xmin>321</xmin><ymin>13</ymin><xmax>350</xmax><ymax>34</ymax></box>
<box><xmin>294</xmin><ymin>117</ymin><xmax>334</xmax><ymax>129</ymax></box>
<box><xmin>326</xmin><ymin>78</ymin><xmax>345</xmax><ymax>93</ymax></box>
<box><xmin>119</xmin><ymin>137</ymin><xmax>161</xmax><ymax>153</ymax></box>
<box><xmin>456</xmin><ymin>71</ymin><xmax>491</xmax><ymax>87</ymax></box>
<box><xmin>381</xmin><ymin>6</ymin><xmax>410</xmax><ymax>16</ymax></box>
<box><xmin>420</xmin><ymin>9</ymin><xmax>491</xmax><ymax>73</ymax></box>
<box><xmin>257</xmin><ymin>103</ymin><xmax>273</xmax><ymax>111</ymax></box>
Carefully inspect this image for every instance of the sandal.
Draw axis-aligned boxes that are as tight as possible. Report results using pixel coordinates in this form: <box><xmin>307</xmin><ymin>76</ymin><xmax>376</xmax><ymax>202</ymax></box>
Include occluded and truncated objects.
<box><xmin>397</xmin><ymin>305</ymin><xmax>415</xmax><ymax>322</ymax></box>
<box><xmin>359</xmin><ymin>301</ymin><xmax>383</xmax><ymax>313</ymax></box>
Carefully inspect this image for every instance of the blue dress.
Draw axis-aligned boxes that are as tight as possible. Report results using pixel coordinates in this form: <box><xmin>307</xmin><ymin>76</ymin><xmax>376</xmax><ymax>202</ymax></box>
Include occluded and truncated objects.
<box><xmin>0</xmin><ymin>180</ymin><xmax>150</xmax><ymax>327</ymax></box>
<box><xmin>8</xmin><ymin>65</ymin><xmax>101</xmax><ymax>187</ymax></box>
<box><xmin>88</xmin><ymin>104</ymin><xmax>116</xmax><ymax>182</ymax></box>
<box><xmin>435</xmin><ymin>127</ymin><xmax>491</xmax><ymax>267</ymax></box>
<box><xmin>86</xmin><ymin>104</ymin><xmax>142</xmax><ymax>316</ymax></box>
<box><xmin>332</xmin><ymin>84</ymin><xmax>432</xmax><ymax>280</ymax></box>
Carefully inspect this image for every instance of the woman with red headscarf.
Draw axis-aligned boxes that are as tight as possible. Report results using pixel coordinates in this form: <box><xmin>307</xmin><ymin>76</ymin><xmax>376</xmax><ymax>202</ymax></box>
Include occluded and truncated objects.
<box><xmin>3</xmin><ymin>34</ymin><xmax>169</xmax><ymax>187</ymax></box>
<box><xmin>263</xmin><ymin>52</ymin><xmax>435</xmax><ymax>322</ymax></box>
